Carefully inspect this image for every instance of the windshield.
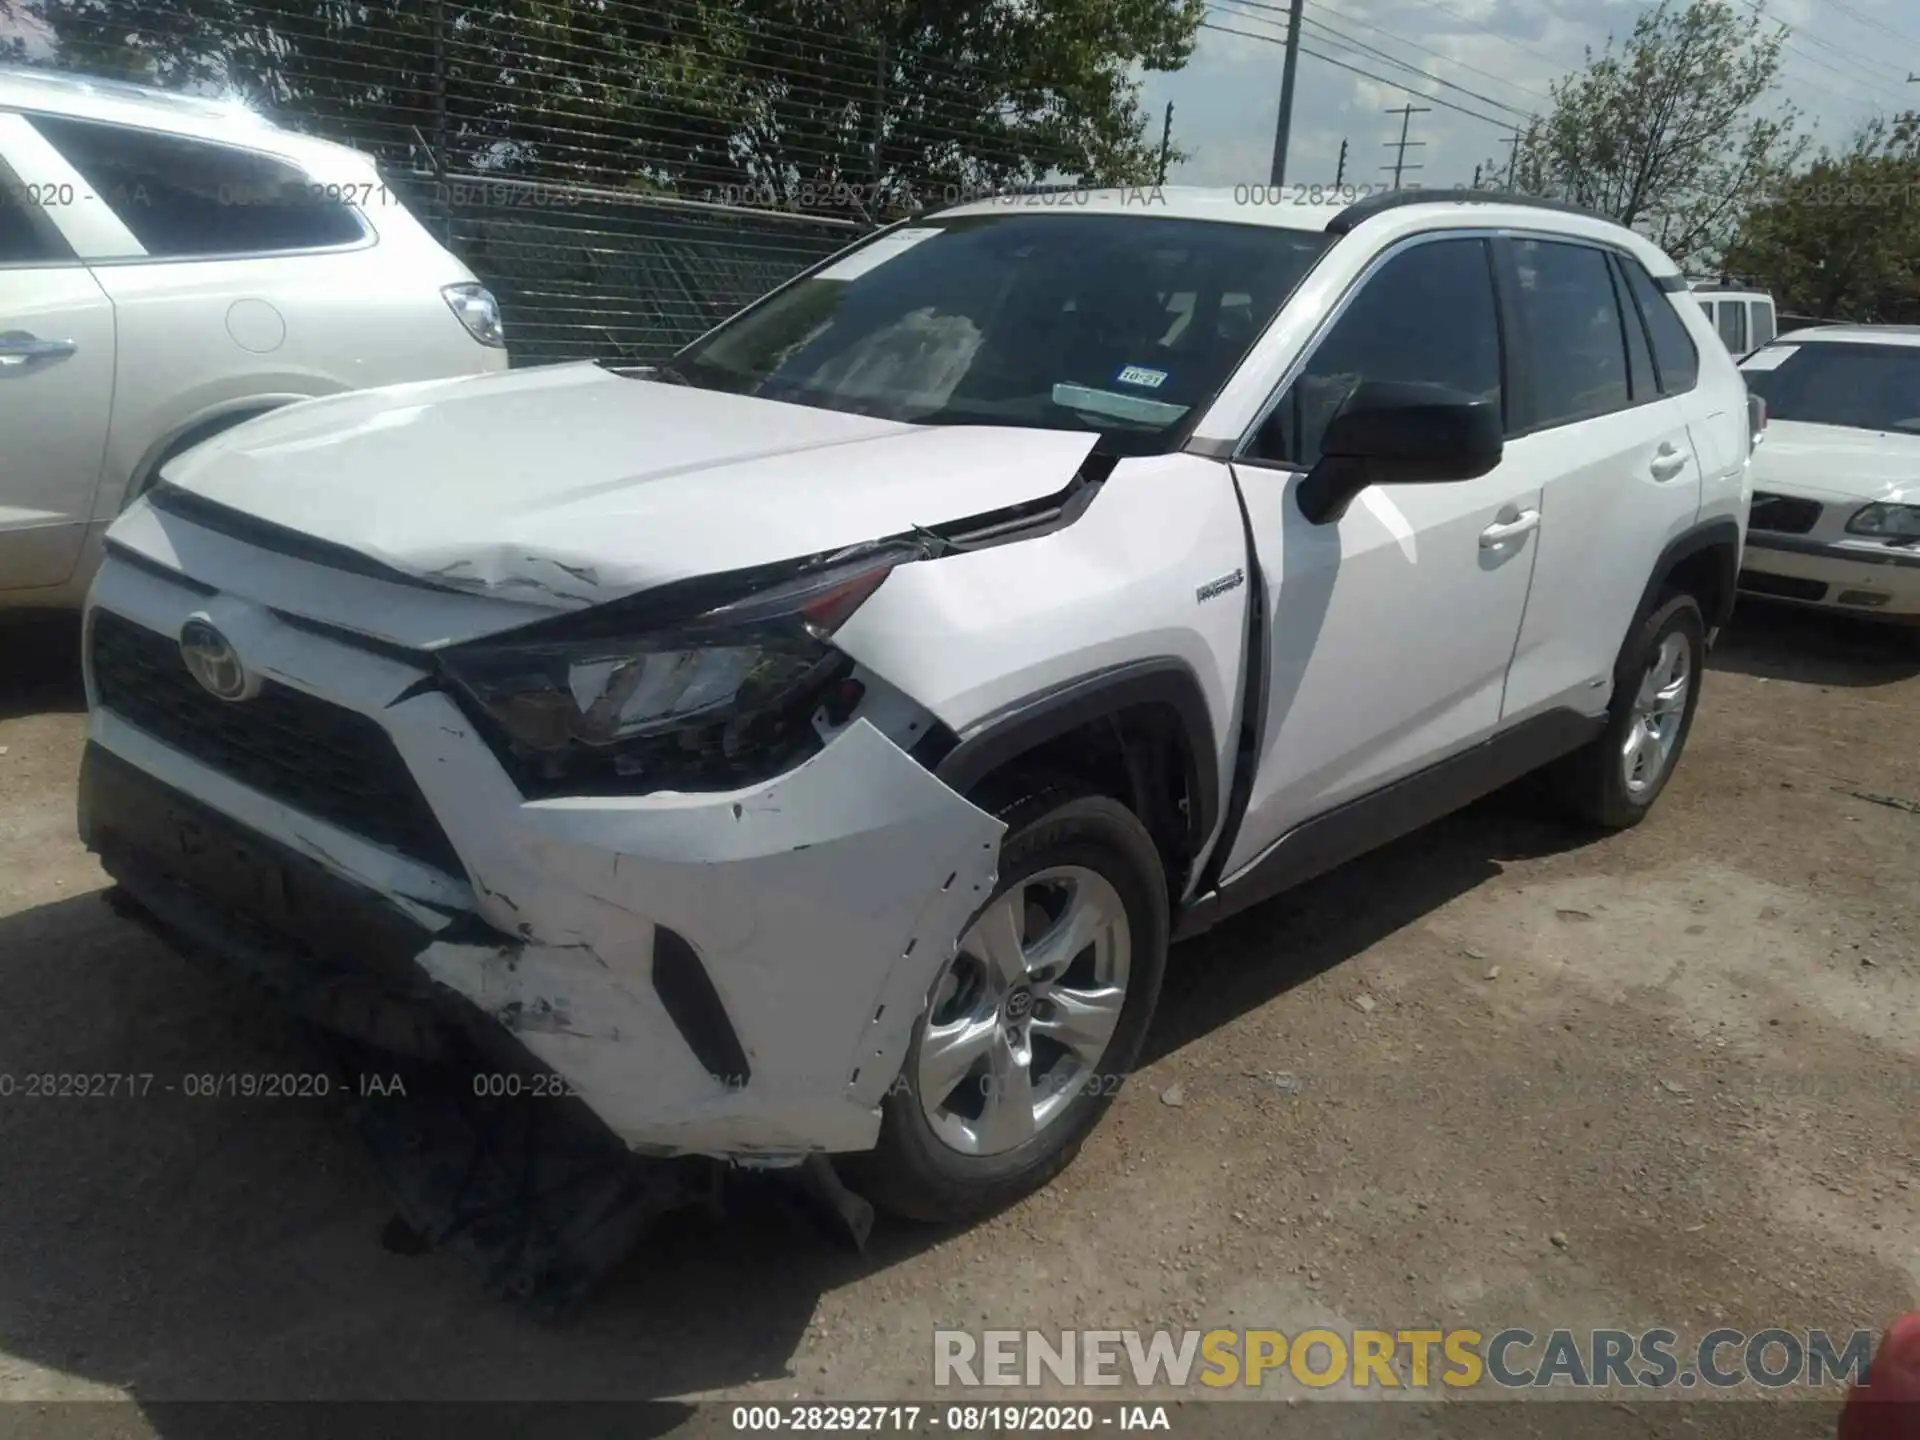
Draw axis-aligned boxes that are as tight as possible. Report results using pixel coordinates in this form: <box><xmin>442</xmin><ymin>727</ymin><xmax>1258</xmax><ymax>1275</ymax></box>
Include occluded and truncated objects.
<box><xmin>666</xmin><ymin>212</ymin><xmax>1333</xmax><ymax>455</ymax></box>
<box><xmin>1742</xmin><ymin>341</ymin><xmax>1920</xmax><ymax>433</ymax></box>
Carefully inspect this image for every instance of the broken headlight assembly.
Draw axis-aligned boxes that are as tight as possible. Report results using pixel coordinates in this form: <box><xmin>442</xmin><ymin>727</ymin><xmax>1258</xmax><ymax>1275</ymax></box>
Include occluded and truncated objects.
<box><xmin>439</xmin><ymin>547</ymin><xmax>914</xmax><ymax>797</ymax></box>
<box><xmin>1846</xmin><ymin>502</ymin><xmax>1920</xmax><ymax>540</ymax></box>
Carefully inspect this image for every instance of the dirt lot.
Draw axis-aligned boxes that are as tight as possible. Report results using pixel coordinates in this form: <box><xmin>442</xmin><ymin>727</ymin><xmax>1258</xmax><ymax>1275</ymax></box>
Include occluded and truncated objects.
<box><xmin>0</xmin><ymin>602</ymin><xmax>1914</xmax><ymax>1433</ymax></box>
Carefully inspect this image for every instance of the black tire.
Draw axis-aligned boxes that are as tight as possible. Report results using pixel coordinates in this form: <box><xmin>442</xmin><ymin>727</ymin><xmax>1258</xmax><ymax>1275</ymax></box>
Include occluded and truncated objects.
<box><xmin>846</xmin><ymin>785</ymin><xmax>1170</xmax><ymax>1224</ymax></box>
<box><xmin>1554</xmin><ymin>591</ymin><xmax>1706</xmax><ymax>829</ymax></box>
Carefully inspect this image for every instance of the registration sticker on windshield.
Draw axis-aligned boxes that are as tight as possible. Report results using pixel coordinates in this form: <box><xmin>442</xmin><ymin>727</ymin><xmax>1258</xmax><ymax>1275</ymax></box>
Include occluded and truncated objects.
<box><xmin>1741</xmin><ymin>345</ymin><xmax>1798</xmax><ymax>372</ymax></box>
<box><xmin>1115</xmin><ymin>364</ymin><xmax>1169</xmax><ymax>389</ymax></box>
<box><xmin>815</xmin><ymin>227</ymin><xmax>945</xmax><ymax>282</ymax></box>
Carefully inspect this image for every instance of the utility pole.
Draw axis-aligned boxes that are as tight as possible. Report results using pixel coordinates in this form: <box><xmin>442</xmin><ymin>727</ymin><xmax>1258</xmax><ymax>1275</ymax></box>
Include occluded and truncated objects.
<box><xmin>1268</xmin><ymin>0</ymin><xmax>1307</xmax><ymax>186</ymax></box>
<box><xmin>1499</xmin><ymin>127</ymin><xmax>1523</xmax><ymax>190</ymax></box>
<box><xmin>1472</xmin><ymin>163</ymin><xmax>1482</xmax><ymax>189</ymax></box>
<box><xmin>1157</xmin><ymin>101</ymin><xmax>1175</xmax><ymax>185</ymax></box>
<box><xmin>1381</xmin><ymin>104</ymin><xmax>1429</xmax><ymax>190</ymax></box>
<box><xmin>1334</xmin><ymin>138</ymin><xmax>1348</xmax><ymax>187</ymax></box>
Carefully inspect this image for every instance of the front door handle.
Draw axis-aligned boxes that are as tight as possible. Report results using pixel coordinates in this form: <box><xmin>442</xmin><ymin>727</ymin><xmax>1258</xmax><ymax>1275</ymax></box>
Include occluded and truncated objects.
<box><xmin>1480</xmin><ymin>508</ymin><xmax>1541</xmax><ymax>548</ymax></box>
<box><xmin>0</xmin><ymin>331</ymin><xmax>79</xmax><ymax>374</ymax></box>
<box><xmin>1650</xmin><ymin>444</ymin><xmax>1689</xmax><ymax>481</ymax></box>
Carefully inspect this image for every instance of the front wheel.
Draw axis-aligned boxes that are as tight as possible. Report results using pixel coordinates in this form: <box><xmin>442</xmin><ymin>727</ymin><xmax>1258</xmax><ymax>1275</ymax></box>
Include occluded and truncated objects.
<box><xmin>847</xmin><ymin>787</ymin><xmax>1170</xmax><ymax>1224</ymax></box>
<box><xmin>1555</xmin><ymin>591</ymin><xmax>1706</xmax><ymax>829</ymax></box>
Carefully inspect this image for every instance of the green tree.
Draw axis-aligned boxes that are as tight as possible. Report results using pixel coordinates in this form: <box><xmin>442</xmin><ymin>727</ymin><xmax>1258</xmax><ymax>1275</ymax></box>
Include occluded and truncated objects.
<box><xmin>1723</xmin><ymin>114</ymin><xmax>1920</xmax><ymax>322</ymax></box>
<box><xmin>23</xmin><ymin>0</ymin><xmax>1202</xmax><ymax>217</ymax></box>
<box><xmin>1493</xmin><ymin>0</ymin><xmax>1804</xmax><ymax>267</ymax></box>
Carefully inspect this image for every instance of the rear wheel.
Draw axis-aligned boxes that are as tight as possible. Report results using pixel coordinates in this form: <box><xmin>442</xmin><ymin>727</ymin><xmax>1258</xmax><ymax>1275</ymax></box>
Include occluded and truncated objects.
<box><xmin>848</xmin><ymin>786</ymin><xmax>1169</xmax><ymax>1223</ymax></box>
<box><xmin>1554</xmin><ymin>591</ymin><xmax>1705</xmax><ymax>829</ymax></box>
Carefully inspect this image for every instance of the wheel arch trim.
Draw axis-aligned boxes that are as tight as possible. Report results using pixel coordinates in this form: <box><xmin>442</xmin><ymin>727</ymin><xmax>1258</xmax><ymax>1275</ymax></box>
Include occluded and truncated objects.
<box><xmin>932</xmin><ymin>659</ymin><xmax>1221</xmax><ymax>855</ymax></box>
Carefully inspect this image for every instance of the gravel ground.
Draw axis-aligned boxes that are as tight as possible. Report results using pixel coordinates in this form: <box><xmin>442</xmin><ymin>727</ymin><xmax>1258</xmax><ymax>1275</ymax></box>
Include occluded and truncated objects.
<box><xmin>0</xmin><ymin>601</ymin><xmax>1914</xmax><ymax>1435</ymax></box>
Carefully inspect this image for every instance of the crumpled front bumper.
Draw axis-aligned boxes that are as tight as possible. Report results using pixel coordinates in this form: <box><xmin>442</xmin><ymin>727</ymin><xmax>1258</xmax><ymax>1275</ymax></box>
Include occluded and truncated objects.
<box><xmin>81</xmin><ymin>555</ymin><xmax>1004</xmax><ymax>1159</ymax></box>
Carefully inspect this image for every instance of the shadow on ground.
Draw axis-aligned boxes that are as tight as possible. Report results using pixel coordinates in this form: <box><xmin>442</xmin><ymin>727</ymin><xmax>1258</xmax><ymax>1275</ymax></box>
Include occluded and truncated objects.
<box><xmin>0</xmin><ymin>775</ymin><xmax>1598</xmax><ymax>1416</ymax></box>
<box><xmin>1711</xmin><ymin>597</ymin><xmax>1920</xmax><ymax>688</ymax></box>
<box><xmin>0</xmin><ymin>613</ymin><xmax>85</xmax><ymax>721</ymax></box>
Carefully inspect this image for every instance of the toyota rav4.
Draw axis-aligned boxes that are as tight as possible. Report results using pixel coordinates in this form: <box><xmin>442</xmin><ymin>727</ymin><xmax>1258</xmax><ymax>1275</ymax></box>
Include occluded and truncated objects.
<box><xmin>78</xmin><ymin>188</ymin><xmax>1755</xmax><ymax>1229</ymax></box>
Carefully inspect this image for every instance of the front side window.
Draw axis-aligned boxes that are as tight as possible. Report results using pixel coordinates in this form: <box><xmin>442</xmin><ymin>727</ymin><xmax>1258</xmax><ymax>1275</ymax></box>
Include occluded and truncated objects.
<box><xmin>1246</xmin><ymin>236</ymin><xmax>1502</xmax><ymax>468</ymax></box>
<box><xmin>1511</xmin><ymin>238</ymin><xmax>1631</xmax><ymax>429</ymax></box>
<box><xmin>29</xmin><ymin>115</ymin><xmax>364</xmax><ymax>258</ymax></box>
<box><xmin>668</xmin><ymin>213</ymin><xmax>1332</xmax><ymax>456</ymax></box>
<box><xmin>1741</xmin><ymin>342</ymin><xmax>1920</xmax><ymax>434</ymax></box>
<box><xmin>1751</xmin><ymin>301</ymin><xmax>1776</xmax><ymax>348</ymax></box>
<box><xmin>0</xmin><ymin>158</ymin><xmax>72</xmax><ymax>264</ymax></box>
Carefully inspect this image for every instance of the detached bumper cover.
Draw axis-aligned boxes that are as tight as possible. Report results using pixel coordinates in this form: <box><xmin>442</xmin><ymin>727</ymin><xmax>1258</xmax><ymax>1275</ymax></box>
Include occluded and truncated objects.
<box><xmin>81</xmin><ymin>559</ymin><xmax>1004</xmax><ymax>1159</ymax></box>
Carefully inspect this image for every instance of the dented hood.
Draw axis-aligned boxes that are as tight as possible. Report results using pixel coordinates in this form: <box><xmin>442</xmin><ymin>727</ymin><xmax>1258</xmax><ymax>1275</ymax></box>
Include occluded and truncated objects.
<box><xmin>157</xmin><ymin>362</ymin><xmax>1100</xmax><ymax>607</ymax></box>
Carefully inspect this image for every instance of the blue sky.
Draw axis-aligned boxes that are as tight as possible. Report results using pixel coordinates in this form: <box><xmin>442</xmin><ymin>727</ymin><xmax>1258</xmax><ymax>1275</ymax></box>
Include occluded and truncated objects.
<box><xmin>1141</xmin><ymin>0</ymin><xmax>1920</xmax><ymax>190</ymax></box>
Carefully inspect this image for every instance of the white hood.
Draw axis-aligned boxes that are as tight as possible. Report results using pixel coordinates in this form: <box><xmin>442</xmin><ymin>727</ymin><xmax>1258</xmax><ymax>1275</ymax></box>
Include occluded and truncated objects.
<box><xmin>1750</xmin><ymin>420</ymin><xmax>1920</xmax><ymax>505</ymax></box>
<box><xmin>157</xmin><ymin>362</ymin><xmax>1100</xmax><ymax>607</ymax></box>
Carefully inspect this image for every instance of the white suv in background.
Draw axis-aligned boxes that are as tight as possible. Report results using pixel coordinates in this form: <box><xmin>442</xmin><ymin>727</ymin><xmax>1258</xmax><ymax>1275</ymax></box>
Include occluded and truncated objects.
<box><xmin>0</xmin><ymin>66</ymin><xmax>508</xmax><ymax>611</ymax></box>
<box><xmin>78</xmin><ymin>188</ymin><xmax>1753</xmax><ymax>1293</ymax></box>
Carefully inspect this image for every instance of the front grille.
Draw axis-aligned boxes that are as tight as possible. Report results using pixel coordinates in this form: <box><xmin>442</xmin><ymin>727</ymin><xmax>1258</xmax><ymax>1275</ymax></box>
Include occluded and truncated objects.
<box><xmin>89</xmin><ymin>610</ymin><xmax>463</xmax><ymax>874</ymax></box>
<box><xmin>1739</xmin><ymin>570</ymin><xmax>1828</xmax><ymax>602</ymax></box>
<box><xmin>1749</xmin><ymin>491</ymin><xmax>1823</xmax><ymax>535</ymax></box>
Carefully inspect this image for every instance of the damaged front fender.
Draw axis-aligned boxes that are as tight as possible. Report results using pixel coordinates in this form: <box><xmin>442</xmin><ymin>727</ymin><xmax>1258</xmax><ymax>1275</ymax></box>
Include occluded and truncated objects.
<box><xmin>404</xmin><ymin>718</ymin><xmax>1005</xmax><ymax>1158</ymax></box>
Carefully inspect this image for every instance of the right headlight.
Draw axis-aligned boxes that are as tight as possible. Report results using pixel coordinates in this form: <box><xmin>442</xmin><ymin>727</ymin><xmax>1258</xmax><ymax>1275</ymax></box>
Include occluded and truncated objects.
<box><xmin>439</xmin><ymin>545</ymin><xmax>914</xmax><ymax>796</ymax></box>
<box><xmin>1845</xmin><ymin>502</ymin><xmax>1920</xmax><ymax>539</ymax></box>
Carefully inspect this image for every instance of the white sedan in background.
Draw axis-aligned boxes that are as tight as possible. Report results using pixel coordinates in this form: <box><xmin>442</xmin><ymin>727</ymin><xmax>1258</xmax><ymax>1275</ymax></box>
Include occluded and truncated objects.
<box><xmin>1</xmin><ymin>65</ymin><xmax>508</xmax><ymax>611</ymax></box>
<box><xmin>1738</xmin><ymin>325</ymin><xmax>1920</xmax><ymax>643</ymax></box>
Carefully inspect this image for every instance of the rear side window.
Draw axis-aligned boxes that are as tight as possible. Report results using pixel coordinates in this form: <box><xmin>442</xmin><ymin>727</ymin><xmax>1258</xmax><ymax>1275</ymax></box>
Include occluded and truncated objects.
<box><xmin>1607</xmin><ymin>255</ymin><xmax>1657</xmax><ymax>403</ymax></box>
<box><xmin>29</xmin><ymin>115</ymin><xmax>364</xmax><ymax>258</ymax></box>
<box><xmin>1752</xmin><ymin>301</ymin><xmax>1776</xmax><ymax>348</ymax></box>
<box><xmin>1247</xmin><ymin>236</ymin><xmax>1502</xmax><ymax>468</ymax></box>
<box><xmin>1717</xmin><ymin>299</ymin><xmax>1748</xmax><ymax>353</ymax></box>
<box><xmin>1619</xmin><ymin>258</ymin><xmax>1699</xmax><ymax>394</ymax></box>
<box><xmin>1509</xmin><ymin>238</ymin><xmax>1631</xmax><ymax>429</ymax></box>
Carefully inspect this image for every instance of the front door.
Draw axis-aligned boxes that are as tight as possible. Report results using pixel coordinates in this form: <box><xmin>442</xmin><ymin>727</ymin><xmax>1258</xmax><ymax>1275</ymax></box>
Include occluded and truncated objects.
<box><xmin>1219</xmin><ymin>233</ymin><xmax>1544</xmax><ymax>877</ymax></box>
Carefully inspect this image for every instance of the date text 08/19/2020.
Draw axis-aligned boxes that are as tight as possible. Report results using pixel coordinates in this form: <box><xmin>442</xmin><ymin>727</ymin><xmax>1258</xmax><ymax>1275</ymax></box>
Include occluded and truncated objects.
<box><xmin>730</xmin><ymin>1406</ymin><xmax>1172</xmax><ymax>1432</ymax></box>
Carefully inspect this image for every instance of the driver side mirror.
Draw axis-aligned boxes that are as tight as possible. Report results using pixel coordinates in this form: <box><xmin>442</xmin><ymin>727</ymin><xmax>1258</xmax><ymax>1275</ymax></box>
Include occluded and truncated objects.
<box><xmin>1295</xmin><ymin>380</ymin><xmax>1504</xmax><ymax>525</ymax></box>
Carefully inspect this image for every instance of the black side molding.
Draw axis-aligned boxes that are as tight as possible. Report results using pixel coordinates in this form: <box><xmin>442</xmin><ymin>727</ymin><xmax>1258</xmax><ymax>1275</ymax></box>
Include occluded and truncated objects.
<box><xmin>1174</xmin><ymin>707</ymin><xmax>1603</xmax><ymax>941</ymax></box>
<box><xmin>1640</xmin><ymin>516</ymin><xmax>1743</xmax><ymax>630</ymax></box>
<box><xmin>935</xmin><ymin>659</ymin><xmax>1221</xmax><ymax>849</ymax></box>
<box><xmin>650</xmin><ymin>927</ymin><xmax>752</xmax><ymax>1089</ymax></box>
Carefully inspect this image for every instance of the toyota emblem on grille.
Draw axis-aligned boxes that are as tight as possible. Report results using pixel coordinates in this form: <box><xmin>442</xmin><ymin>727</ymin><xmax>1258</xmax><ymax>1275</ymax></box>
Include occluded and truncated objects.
<box><xmin>179</xmin><ymin>618</ymin><xmax>251</xmax><ymax>701</ymax></box>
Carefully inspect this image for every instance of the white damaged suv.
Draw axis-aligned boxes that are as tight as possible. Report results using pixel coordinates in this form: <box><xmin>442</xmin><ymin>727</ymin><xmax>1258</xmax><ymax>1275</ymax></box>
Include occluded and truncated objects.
<box><xmin>79</xmin><ymin>188</ymin><xmax>1754</xmax><ymax>1223</ymax></box>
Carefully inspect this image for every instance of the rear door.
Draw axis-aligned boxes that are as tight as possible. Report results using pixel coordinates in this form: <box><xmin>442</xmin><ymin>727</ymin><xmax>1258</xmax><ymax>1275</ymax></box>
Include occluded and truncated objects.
<box><xmin>1498</xmin><ymin>237</ymin><xmax>1703</xmax><ymax>723</ymax></box>
<box><xmin>0</xmin><ymin>119</ymin><xmax>116</xmax><ymax>592</ymax></box>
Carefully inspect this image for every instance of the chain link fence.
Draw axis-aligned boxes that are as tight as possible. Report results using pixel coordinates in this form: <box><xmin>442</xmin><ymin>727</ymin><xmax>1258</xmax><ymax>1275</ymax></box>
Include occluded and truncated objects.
<box><xmin>17</xmin><ymin>0</ymin><xmax>1192</xmax><ymax>365</ymax></box>
<box><xmin>387</xmin><ymin>170</ymin><xmax>860</xmax><ymax>367</ymax></box>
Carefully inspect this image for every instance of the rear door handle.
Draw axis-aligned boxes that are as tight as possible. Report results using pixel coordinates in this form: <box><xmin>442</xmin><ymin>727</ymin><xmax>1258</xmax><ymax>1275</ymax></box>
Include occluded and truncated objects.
<box><xmin>1650</xmin><ymin>444</ymin><xmax>1689</xmax><ymax>481</ymax></box>
<box><xmin>1480</xmin><ymin>509</ymin><xmax>1541</xmax><ymax>548</ymax></box>
<box><xmin>0</xmin><ymin>331</ymin><xmax>78</xmax><ymax>374</ymax></box>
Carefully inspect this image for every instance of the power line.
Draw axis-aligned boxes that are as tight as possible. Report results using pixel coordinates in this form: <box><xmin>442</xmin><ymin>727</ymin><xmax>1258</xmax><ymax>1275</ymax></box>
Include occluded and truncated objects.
<box><xmin>1221</xmin><ymin>0</ymin><xmax>1554</xmax><ymax>109</ymax></box>
<box><xmin>1196</xmin><ymin>19</ymin><xmax>1520</xmax><ymax>128</ymax></box>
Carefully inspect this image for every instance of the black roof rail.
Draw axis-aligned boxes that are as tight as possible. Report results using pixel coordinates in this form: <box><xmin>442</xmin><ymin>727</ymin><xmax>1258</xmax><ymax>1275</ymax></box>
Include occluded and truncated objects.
<box><xmin>1326</xmin><ymin>187</ymin><xmax>1612</xmax><ymax>235</ymax></box>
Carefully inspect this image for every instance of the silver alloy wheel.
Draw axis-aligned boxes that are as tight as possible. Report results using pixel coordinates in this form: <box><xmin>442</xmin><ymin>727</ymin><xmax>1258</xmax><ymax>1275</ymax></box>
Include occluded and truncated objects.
<box><xmin>1622</xmin><ymin>631</ymin><xmax>1691</xmax><ymax>797</ymax></box>
<box><xmin>917</xmin><ymin>865</ymin><xmax>1132</xmax><ymax>1157</ymax></box>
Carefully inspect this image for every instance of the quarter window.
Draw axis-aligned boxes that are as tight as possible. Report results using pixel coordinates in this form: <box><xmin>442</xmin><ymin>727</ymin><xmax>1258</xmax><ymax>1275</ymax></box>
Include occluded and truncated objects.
<box><xmin>1247</xmin><ymin>236</ymin><xmax>1502</xmax><ymax>468</ymax></box>
<box><xmin>29</xmin><ymin>115</ymin><xmax>364</xmax><ymax>258</ymax></box>
<box><xmin>1510</xmin><ymin>238</ymin><xmax>1631</xmax><ymax>429</ymax></box>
